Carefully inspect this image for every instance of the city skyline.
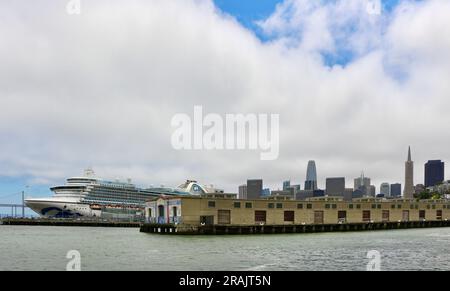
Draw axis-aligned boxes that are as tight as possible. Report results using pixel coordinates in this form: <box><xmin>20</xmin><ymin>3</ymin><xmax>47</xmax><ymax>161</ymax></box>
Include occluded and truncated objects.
<box><xmin>261</xmin><ymin>148</ymin><xmax>447</xmax><ymax>196</ymax></box>
<box><xmin>2</xmin><ymin>146</ymin><xmax>449</xmax><ymax>204</ymax></box>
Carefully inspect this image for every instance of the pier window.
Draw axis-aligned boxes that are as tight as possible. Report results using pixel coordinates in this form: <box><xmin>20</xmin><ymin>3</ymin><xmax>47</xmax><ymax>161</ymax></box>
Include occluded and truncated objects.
<box><xmin>200</xmin><ymin>216</ymin><xmax>214</xmax><ymax>225</ymax></box>
<box><xmin>432</xmin><ymin>205</ymin><xmax>436</xmax><ymax>209</ymax></box>
<box><xmin>382</xmin><ymin>210</ymin><xmax>390</xmax><ymax>222</ymax></box>
<box><xmin>218</xmin><ymin>210</ymin><xmax>231</xmax><ymax>224</ymax></box>
<box><xmin>419</xmin><ymin>210</ymin><xmax>426</xmax><ymax>220</ymax></box>
<box><xmin>307</xmin><ymin>204</ymin><xmax>312</xmax><ymax>209</ymax></box>
<box><xmin>332</xmin><ymin>204</ymin><xmax>337</xmax><ymax>209</ymax></box>
<box><xmin>402</xmin><ymin>210</ymin><xmax>410</xmax><ymax>222</ymax></box>
<box><xmin>245</xmin><ymin>202</ymin><xmax>252</xmax><ymax>209</ymax></box>
<box><xmin>427</xmin><ymin>205</ymin><xmax>431</xmax><ymax>209</ymax></box>
<box><xmin>297</xmin><ymin>203</ymin><xmax>303</xmax><ymax>209</ymax></box>
<box><xmin>172</xmin><ymin>206</ymin><xmax>178</xmax><ymax>217</ymax></box>
<box><xmin>437</xmin><ymin>210</ymin><xmax>442</xmax><ymax>220</ymax></box>
<box><xmin>356</xmin><ymin>204</ymin><xmax>361</xmax><ymax>209</ymax></box>
<box><xmin>338</xmin><ymin>211</ymin><xmax>347</xmax><ymax>223</ymax></box>
<box><xmin>233</xmin><ymin>202</ymin><xmax>241</xmax><ymax>208</ymax></box>
<box><xmin>377</xmin><ymin>204</ymin><xmax>381</xmax><ymax>209</ymax></box>
<box><xmin>255</xmin><ymin>211</ymin><xmax>267</xmax><ymax>223</ymax></box>
<box><xmin>208</xmin><ymin>201</ymin><xmax>216</xmax><ymax>208</ymax></box>
<box><xmin>391</xmin><ymin>204</ymin><xmax>396</xmax><ymax>209</ymax></box>
<box><xmin>276</xmin><ymin>203</ymin><xmax>283</xmax><ymax>209</ymax></box>
<box><xmin>284</xmin><ymin>211</ymin><xmax>295</xmax><ymax>222</ymax></box>
<box><xmin>325</xmin><ymin>204</ymin><xmax>331</xmax><ymax>209</ymax></box>
<box><xmin>349</xmin><ymin>204</ymin><xmax>354</xmax><ymax>209</ymax></box>
<box><xmin>371</xmin><ymin>204</ymin><xmax>376</xmax><ymax>209</ymax></box>
<box><xmin>268</xmin><ymin>203</ymin><xmax>274</xmax><ymax>209</ymax></box>
<box><xmin>314</xmin><ymin>211</ymin><xmax>324</xmax><ymax>224</ymax></box>
<box><xmin>158</xmin><ymin>205</ymin><xmax>165</xmax><ymax>218</ymax></box>
<box><xmin>362</xmin><ymin>210</ymin><xmax>371</xmax><ymax>222</ymax></box>
<box><xmin>397</xmin><ymin>205</ymin><xmax>402</xmax><ymax>209</ymax></box>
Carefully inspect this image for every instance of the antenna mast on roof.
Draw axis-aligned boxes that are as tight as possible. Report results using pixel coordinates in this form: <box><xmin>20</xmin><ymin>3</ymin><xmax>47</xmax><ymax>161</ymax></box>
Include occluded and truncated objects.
<box><xmin>84</xmin><ymin>167</ymin><xmax>95</xmax><ymax>177</ymax></box>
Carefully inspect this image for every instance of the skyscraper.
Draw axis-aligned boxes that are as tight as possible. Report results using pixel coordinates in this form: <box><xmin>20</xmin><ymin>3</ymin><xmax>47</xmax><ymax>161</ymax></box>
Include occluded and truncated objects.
<box><xmin>283</xmin><ymin>180</ymin><xmax>291</xmax><ymax>191</ymax></box>
<box><xmin>238</xmin><ymin>184</ymin><xmax>247</xmax><ymax>199</ymax></box>
<box><xmin>390</xmin><ymin>183</ymin><xmax>402</xmax><ymax>197</ymax></box>
<box><xmin>380</xmin><ymin>183</ymin><xmax>390</xmax><ymax>197</ymax></box>
<box><xmin>354</xmin><ymin>172</ymin><xmax>371</xmax><ymax>191</ymax></box>
<box><xmin>404</xmin><ymin>146</ymin><xmax>414</xmax><ymax>199</ymax></box>
<box><xmin>305</xmin><ymin>160</ymin><xmax>318</xmax><ymax>190</ymax></box>
<box><xmin>247</xmin><ymin>179</ymin><xmax>263</xmax><ymax>199</ymax></box>
<box><xmin>325</xmin><ymin>177</ymin><xmax>345</xmax><ymax>196</ymax></box>
<box><xmin>369</xmin><ymin>185</ymin><xmax>376</xmax><ymax>197</ymax></box>
<box><xmin>425</xmin><ymin>160</ymin><xmax>445</xmax><ymax>187</ymax></box>
<box><xmin>354</xmin><ymin>172</ymin><xmax>374</xmax><ymax>196</ymax></box>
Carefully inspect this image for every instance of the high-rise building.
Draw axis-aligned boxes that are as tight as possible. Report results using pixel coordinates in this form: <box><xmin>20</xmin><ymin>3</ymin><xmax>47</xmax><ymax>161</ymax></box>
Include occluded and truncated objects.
<box><xmin>261</xmin><ymin>188</ymin><xmax>271</xmax><ymax>197</ymax></box>
<box><xmin>352</xmin><ymin>189</ymin><xmax>364</xmax><ymax>199</ymax></box>
<box><xmin>404</xmin><ymin>146</ymin><xmax>414</xmax><ymax>199</ymax></box>
<box><xmin>238</xmin><ymin>184</ymin><xmax>247</xmax><ymax>199</ymax></box>
<box><xmin>369</xmin><ymin>185</ymin><xmax>376</xmax><ymax>196</ymax></box>
<box><xmin>283</xmin><ymin>180</ymin><xmax>291</xmax><ymax>191</ymax></box>
<box><xmin>286</xmin><ymin>184</ymin><xmax>301</xmax><ymax>196</ymax></box>
<box><xmin>247</xmin><ymin>179</ymin><xmax>263</xmax><ymax>199</ymax></box>
<box><xmin>290</xmin><ymin>184</ymin><xmax>301</xmax><ymax>192</ymax></box>
<box><xmin>343</xmin><ymin>188</ymin><xmax>354</xmax><ymax>201</ymax></box>
<box><xmin>305</xmin><ymin>161</ymin><xmax>318</xmax><ymax>190</ymax></box>
<box><xmin>354</xmin><ymin>172</ymin><xmax>374</xmax><ymax>196</ymax></box>
<box><xmin>354</xmin><ymin>172</ymin><xmax>371</xmax><ymax>190</ymax></box>
<box><xmin>390</xmin><ymin>183</ymin><xmax>402</xmax><ymax>197</ymax></box>
<box><xmin>380</xmin><ymin>183</ymin><xmax>390</xmax><ymax>197</ymax></box>
<box><xmin>425</xmin><ymin>160</ymin><xmax>445</xmax><ymax>187</ymax></box>
<box><xmin>326</xmin><ymin>177</ymin><xmax>345</xmax><ymax>196</ymax></box>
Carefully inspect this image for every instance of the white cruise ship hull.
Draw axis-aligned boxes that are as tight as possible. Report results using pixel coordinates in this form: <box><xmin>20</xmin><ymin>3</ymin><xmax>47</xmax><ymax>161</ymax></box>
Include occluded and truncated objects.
<box><xmin>25</xmin><ymin>198</ymin><xmax>101</xmax><ymax>218</ymax></box>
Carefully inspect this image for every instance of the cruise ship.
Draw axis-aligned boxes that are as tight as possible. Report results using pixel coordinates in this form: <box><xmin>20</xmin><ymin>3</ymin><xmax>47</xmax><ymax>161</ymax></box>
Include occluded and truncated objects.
<box><xmin>25</xmin><ymin>169</ymin><xmax>223</xmax><ymax>220</ymax></box>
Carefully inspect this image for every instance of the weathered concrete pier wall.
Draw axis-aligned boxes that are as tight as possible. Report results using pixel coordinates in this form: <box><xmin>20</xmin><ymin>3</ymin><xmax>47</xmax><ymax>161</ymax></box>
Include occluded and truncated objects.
<box><xmin>140</xmin><ymin>220</ymin><xmax>450</xmax><ymax>235</ymax></box>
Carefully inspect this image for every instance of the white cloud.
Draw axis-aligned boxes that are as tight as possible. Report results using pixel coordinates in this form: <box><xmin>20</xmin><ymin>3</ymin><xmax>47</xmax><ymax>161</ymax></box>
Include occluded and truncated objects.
<box><xmin>0</xmin><ymin>0</ymin><xmax>449</xmax><ymax>193</ymax></box>
<box><xmin>257</xmin><ymin>0</ymin><xmax>385</xmax><ymax>57</ymax></box>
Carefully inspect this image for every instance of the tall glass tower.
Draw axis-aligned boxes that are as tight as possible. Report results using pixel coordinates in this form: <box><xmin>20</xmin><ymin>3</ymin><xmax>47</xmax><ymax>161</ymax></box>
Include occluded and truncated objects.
<box><xmin>424</xmin><ymin>160</ymin><xmax>444</xmax><ymax>187</ymax></box>
<box><xmin>305</xmin><ymin>160</ymin><xmax>318</xmax><ymax>190</ymax></box>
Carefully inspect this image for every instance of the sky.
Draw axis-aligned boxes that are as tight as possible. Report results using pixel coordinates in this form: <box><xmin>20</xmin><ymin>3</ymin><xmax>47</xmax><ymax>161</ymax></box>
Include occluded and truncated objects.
<box><xmin>1</xmin><ymin>0</ymin><xmax>450</xmax><ymax>207</ymax></box>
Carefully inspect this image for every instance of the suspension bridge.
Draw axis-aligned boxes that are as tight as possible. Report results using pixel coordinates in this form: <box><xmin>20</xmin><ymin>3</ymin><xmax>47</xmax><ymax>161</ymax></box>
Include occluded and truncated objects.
<box><xmin>0</xmin><ymin>203</ymin><xmax>28</xmax><ymax>218</ymax></box>
<box><xmin>0</xmin><ymin>191</ymin><xmax>29</xmax><ymax>218</ymax></box>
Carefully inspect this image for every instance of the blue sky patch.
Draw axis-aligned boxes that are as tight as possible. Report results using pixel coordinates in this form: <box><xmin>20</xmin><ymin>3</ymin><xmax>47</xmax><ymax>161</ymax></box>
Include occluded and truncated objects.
<box><xmin>214</xmin><ymin>0</ymin><xmax>282</xmax><ymax>40</ymax></box>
